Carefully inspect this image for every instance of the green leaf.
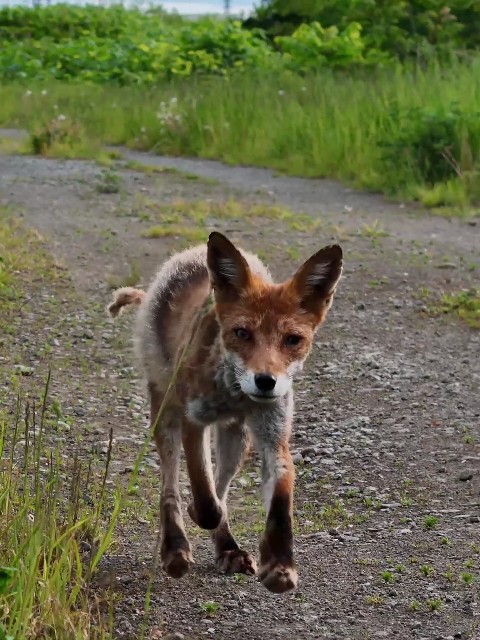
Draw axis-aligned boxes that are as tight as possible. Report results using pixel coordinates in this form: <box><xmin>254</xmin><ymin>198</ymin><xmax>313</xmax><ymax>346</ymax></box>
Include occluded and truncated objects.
<box><xmin>0</xmin><ymin>567</ymin><xmax>17</xmax><ymax>595</ymax></box>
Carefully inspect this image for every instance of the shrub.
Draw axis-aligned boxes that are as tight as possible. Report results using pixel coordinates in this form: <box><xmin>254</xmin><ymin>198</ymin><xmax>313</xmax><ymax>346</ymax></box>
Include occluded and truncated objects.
<box><xmin>379</xmin><ymin>104</ymin><xmax>480</xmax><ymax>185</ymax></box>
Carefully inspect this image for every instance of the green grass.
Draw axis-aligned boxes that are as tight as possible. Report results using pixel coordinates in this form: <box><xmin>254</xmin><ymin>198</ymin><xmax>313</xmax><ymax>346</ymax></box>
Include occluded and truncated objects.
<box><xmin>437</xmin><ymin>289</ymin><xmax>480</xmax><ymax>329</ymax></box>
<box><xmin>2</xmin><ymin>59</ymin><xmax>480</xmax><ymax>209</ymax></box>
<box><xmin>0</xmin><ymin>214</ymin><xmax>164</xmax><ymax>639</ymax></box>
<box><xmin>0</xmin><ymin>214</ymin><xmax>117</xmax><ymax>639</ymax></box>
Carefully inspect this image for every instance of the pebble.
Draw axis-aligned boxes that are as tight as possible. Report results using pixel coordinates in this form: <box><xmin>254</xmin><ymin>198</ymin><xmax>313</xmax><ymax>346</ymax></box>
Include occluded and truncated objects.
<box><xmin>458</xmin><ymin>470</ymin><xmax>474</xmax><ymax>481</ymax></box>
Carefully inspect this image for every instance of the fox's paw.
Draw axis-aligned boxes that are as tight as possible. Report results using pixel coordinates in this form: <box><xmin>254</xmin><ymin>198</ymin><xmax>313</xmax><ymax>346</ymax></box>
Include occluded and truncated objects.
<box><xmin>162</xmin><ymin>548</ymin><xmax>194</xmax><ymax>579</ymax></box>
<box><xmin>216</xmin><ymin>549</ymin><xmax>257</xmax><ymax>575</ymax></box>
<box><xmin>258</xmin><ymin>562</ymin><xmax>298</xmax><ymax>594</ymax></box>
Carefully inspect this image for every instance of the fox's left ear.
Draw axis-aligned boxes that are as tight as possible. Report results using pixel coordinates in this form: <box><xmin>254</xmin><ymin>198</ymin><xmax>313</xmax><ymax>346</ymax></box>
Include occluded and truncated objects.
<box><xmin>290</xmin><ymin>245</ymin><xmax>343</xmax><ymax>319</ymax></box>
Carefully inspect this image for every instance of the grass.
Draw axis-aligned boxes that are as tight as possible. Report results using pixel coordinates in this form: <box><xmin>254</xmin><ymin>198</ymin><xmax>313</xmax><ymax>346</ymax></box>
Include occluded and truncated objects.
<box><xmin>0</xmin><ymin>213</ymin><xmax>117</xmax><ymax>638</ymax></box>
<box><xmin>423</xmin><ymin>515</ymin><xmax>439</xmax><ymax>530</ymax></box>
<box><xmin>0</xmin><ymin>212</ymin><xmax>167</xmax><ymax>639</ymax></box>
<box><xmin>0</xmin><ymin>391</ymin><xmax>120</xmax><ymax>640</ymax></box>
<box><xmin>138</xmin><ymin>198</ymin><xmax>319</xmax><ymax>245</ymax></box>
<box><xmin>2</xmin><ymin>60</ymin><xmax>480</xmax><ymax>210</ymax></box>
<box><xmin>436</xmin><ymin>289</ymin><xmax>480</xmax><ymax>329</ymax></box>
<box><xmin>421</xmin><ymin>287</ymin><xmax>480</xmax><ymax>329</ymax></box>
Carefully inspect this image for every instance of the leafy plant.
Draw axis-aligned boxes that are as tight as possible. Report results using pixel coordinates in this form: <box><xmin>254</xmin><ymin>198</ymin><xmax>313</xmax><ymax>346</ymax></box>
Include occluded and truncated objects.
<box><xmin>379</xmin><ymin>104</ymin><xmax>480</xmax><ymax>186</ymax></box>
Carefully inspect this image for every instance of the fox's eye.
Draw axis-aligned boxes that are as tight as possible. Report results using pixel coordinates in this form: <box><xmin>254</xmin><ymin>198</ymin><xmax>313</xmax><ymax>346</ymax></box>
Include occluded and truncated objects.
<box><xmin>285</xmin><ymin>334</ymin><xmax>302</xmax><ymax>347</ymax></box>
<box><xmin>234</xmin><ymin>327</ymin><xmax>251</xmax><ymax>341</ymax></box>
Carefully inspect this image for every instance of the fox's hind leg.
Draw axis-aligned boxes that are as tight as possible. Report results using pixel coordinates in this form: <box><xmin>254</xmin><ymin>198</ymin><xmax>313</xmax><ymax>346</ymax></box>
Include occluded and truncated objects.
<box><xmin>150</xmin><ymin>384</ymin><xmax>194</xmax><ymax>579</ymax></box>
<box><xmin>210</xmin><ymin>421</ymin><xmax>257</xmax><ymax>575</ymax></box>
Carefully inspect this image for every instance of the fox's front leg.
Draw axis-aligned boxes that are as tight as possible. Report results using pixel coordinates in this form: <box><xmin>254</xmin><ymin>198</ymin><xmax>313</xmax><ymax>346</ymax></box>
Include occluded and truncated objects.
<box><xmin>250</xmin><ymin>400</ymin><xmax>297</xmax><ymax>594</ymax></box>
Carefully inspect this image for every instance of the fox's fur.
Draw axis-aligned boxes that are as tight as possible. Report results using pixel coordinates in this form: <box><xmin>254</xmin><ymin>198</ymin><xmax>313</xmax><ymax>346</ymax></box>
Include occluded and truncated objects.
<box><xmin>108</xmin><ymin>232</ymin><xmax>343</xmax><ymax>594</ymax></box>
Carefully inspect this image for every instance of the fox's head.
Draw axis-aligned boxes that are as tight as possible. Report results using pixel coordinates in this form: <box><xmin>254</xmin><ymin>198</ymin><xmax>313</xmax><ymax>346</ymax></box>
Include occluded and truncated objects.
<box><xmin>207</xmin><ymin>232</ymin><xmax>343</xmax><ymax>403</ymax></box>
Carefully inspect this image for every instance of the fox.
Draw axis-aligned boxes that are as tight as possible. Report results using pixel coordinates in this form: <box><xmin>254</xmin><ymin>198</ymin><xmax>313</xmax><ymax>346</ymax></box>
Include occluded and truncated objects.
<box><xmin>108</xmin><ymin>231</ymin><xmax>343</xmax><ymax>594</ymax></box>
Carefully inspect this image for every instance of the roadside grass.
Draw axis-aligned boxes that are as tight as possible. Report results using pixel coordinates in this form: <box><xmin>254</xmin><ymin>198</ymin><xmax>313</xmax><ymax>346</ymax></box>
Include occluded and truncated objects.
<box><xmin>421</xmin><ymin>288</ymin><xmax>480</xmax><ymax>329</ymax></box>
<box><xmin>436</xmin><ymin>289</ymin><xmax>480</xmax><ymax>329</ymax></box>
<box><xmin>2</xmin><ymin>60</ymin><xmax>480</xmax><ymax>211</ymax></box>
<box><xmin>139</xmin><ymin>198</ymin><xmax>320</xmax><ymax>243</ymax></box>
<box><xmin>0</xmin><ymin>213</ymin><xmax>161</xmax><ymax>639</ymax></box>
<box><xmin>0</xmin><ymin>212</ymin><xmax>116</xmax><ymax>638</ymax></box>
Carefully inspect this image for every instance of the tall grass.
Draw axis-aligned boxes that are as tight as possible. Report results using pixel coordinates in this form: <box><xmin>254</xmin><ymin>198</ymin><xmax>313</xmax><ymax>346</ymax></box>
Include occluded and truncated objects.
<box><xmin>0</xmin><ymin>375</ymin><xmax>119</xmax><ymax>639</ymax></box>
<box><xmin>2</xmin><ymin>59</ymin><xmax>480</xmax><ymax>206</ymax></box>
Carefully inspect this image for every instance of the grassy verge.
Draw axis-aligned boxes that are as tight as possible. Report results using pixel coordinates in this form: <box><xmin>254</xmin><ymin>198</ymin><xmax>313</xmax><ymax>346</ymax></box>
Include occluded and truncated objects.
<box><xmin>2</xmin><ymin>61</ymin><xmax>480</xmax><ymax>211</ymax></box>
<box><xmin>0</xmin><ymin>213</ymin><xmax>118</xmax><ymax>638</ymax></box>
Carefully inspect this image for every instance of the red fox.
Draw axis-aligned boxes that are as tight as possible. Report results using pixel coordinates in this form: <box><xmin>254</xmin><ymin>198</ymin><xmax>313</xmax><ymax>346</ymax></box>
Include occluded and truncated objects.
<box><xmin>108</xmin><ymin>231</ymin><xmax>343</xmax><ymax>594</ymax></box>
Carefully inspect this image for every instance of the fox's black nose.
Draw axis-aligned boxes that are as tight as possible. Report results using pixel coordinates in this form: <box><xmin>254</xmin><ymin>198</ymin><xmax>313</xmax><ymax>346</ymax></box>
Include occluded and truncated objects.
<box><xmin>254</xmin><ymin>373</ymin><xmax>277</xmax><ymax>393</ymax></box>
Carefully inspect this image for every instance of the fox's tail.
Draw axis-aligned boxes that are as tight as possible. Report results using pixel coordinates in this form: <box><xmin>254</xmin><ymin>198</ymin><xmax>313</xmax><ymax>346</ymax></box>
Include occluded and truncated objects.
<box><xmin>107</xmin><ymin>287</ymin><xmax>146</xmax><ymax>318</ymax></box>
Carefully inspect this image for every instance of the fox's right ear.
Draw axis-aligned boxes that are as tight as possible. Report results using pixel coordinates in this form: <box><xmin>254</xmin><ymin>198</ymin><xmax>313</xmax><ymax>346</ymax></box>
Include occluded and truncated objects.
<box><xmin>207</xmin><ymin>232</ymin><xmax>251</xmax><ymax>300</ymax></box>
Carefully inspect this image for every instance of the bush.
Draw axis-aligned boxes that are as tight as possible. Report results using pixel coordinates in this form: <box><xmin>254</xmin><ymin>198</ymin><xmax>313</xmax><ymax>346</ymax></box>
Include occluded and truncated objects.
<box><xmin>247</xmin><ymin>0</ymin><xmax>478</xmax><ymax>60</ymax></box>
<box><xmin>379</xmin><ymin>104</ymin><xmax>480</xmax><ymax>185</ymax></box>
<box><xmin>275</xmin><ymin>21</ymin><xmax>387</xmax><ymax>71</ymax></box>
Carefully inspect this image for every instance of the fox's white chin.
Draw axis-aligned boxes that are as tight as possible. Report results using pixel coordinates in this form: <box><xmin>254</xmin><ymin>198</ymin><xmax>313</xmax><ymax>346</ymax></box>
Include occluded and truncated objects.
<box><xmin>247</xmin><ymin>394</ymin><xmax>278</xmax><ymax>404</ymax></box>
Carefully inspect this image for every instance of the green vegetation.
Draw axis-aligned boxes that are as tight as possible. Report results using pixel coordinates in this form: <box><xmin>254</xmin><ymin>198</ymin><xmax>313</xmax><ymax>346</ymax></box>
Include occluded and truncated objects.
<box><xmin>247</xmin><ymin>0</ymin><xmax>480</xmax><ymax>60</ymax></box>
<box><xmin>437</xmin><ymin>289</ymin><xmax>480</xmax><ymax>329</ymax></box>
<box><xmin>423</xmin><ymin>515</ymin><xmax>439</xmax><ymax>530</ymax></box>
<box><xmin>1</xmin><ymin>4</ymin><xmax>480</xmax><ymax>208</ymax></box>
<box><xmin>0</xmin><ymin>216</ymin><xmax>114</xmax><ymax>638</ymax></box>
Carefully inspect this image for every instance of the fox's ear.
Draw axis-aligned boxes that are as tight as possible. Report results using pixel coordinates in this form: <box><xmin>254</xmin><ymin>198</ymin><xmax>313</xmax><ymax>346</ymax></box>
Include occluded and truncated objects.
<box><xmin>207</xmin><ymin>232</ymin><xmax>251</xmax><ymax>299</ymax></box>
<box><xmin>290</xmin><ymin>245</ymin><xmax>343</xmax><ymax>318</ymax></box>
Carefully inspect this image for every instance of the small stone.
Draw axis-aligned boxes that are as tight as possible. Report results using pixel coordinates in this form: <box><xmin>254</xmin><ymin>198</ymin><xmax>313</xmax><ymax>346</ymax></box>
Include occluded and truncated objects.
<box><xmin>301</xmin><ymin>447</ymin><xmax>316</xmax><ymax>458</ymax></box>
<box><xmin>469</xmin><ymin>515</ymin><xmax>480</xmax><ymax>523</ymax></box>
<box><xmin>458</xmin><ymin>470</ymin><xmax>474</xmax><ymax>482</ymax></box>
<box><xmin>436</xmin><ymin>262</ymin><xmax>457</xmax><ymax>269</ymax></box>
<box><xmin>164</xmin><ymin>634</ymin><xmax>185</xmax><ymax>640</ymax></box>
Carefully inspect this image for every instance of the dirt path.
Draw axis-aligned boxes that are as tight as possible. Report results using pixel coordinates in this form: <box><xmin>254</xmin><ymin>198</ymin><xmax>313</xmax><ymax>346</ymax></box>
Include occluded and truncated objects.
<box><xmin>1</xmin><ymin>133</ymin><xmax>479</xmax><ymax>640</ymax></box>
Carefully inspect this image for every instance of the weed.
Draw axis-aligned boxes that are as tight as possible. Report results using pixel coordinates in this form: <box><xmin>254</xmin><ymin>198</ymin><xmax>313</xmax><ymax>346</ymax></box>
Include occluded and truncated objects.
<box><xmin>409</xmin><ymin>599</ymin><xmax>421</xmax><ymax>611</ymax></box>
<box><xmin>232</xmin><ymin>573</ymin><xmax>248</xmax><ymax>584</ymax></box>
<box><xmin>426</xmin><ymin>598</ymin><xmax>442</xmax><ymax>612</ymax></box>
<box><xmin>434</xmin><ymin>289</ymin><xmax>480</xmax><ymax>329</ymax></box>
<box><xmin>440</xmin><ymin>536</ymin><xmax>451</xmax><ymax>546</ymax></box>
<box><xmin>29</xmin><ymin>115</ymin><xmax>98</xmax><ymax>159</ymax></box>
<box><xmin>141</xmin><ymin>225</ymin><xmax>207</xmax><ymax>243</ymax></box>
<box><xmin>106</xmin><ymin>261</ymin><xmax>141</xmax><ymax>290</ymax></box>
<box><xmin>464</xmin><ymin>559</ymin><xmax>474</xmax><ymax>569</ymax></box>
<box><xmin>365</xmin><ymin>595</ymin><xmax>385</xmax><ymax>606</ymax></box>
<box><xmin>443</xmin><ymin>567</ymin><xmax>455</xmax><ymax>583</ymax></box>
<box><xmin>358</xmin><ymin>220</ymin><xmax>389</xmax><ymax>238</ymax></box>
<box><xmin>199</xmin><ymin>601</ymin><xmax>220</xmax><ymax>615</ymax></box>
<box><xmin>0</xmin><ymin>377</ymin><xmax>120</xmax><ymax>639</ymax></box>
<box><xmin>421</xmin><ymin>564</ymin><xmax>434</xmax><ymax>577</ymax></box>
<box><xmin>423</xmin><ymin>515</ymin><xmax>439</xmax><ymax>530</ymax></box>
<box><xmin>381</xmin><ymin>571</ymin><xmax>394</xmax><ymax>583</ymax></box>
<box><xmin>96</xmin><ymin>168</ymin><xmax>122</xmax><ymax>194</ymax></box>
<box><xmin>461</xmin><ymin>572</ymin><xmax>475</xmax><ymax>584</ymax></box>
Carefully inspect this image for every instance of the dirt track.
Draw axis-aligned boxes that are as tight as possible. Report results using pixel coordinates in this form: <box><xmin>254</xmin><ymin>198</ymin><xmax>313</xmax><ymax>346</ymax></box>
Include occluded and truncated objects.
<box><xmin>1</xmin><ymin>131</ymin><xmax>479</xmax><ymax>640</ymax></box>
